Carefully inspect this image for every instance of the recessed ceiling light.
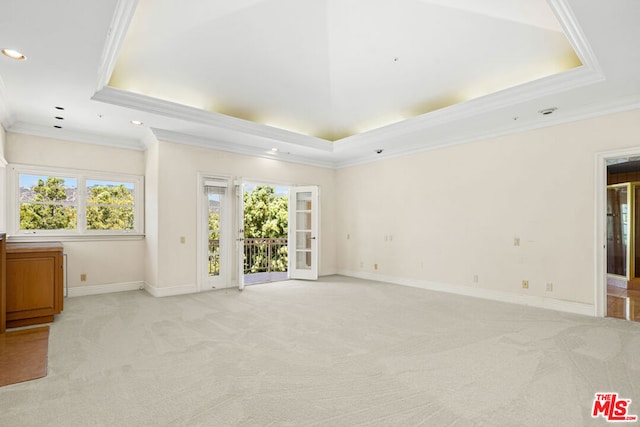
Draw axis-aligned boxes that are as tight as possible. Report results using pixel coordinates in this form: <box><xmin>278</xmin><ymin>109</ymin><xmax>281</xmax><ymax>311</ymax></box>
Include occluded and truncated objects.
<box><xmin>55</xmin><ymin>106</ymin><xmax>65</xmax><ymax>110</ymax></box>
<box><xmin>375</xmin><ymin>149</ymin><xmax>384</xmax><ymax>154</ymax></box>
<box><xmin>53</xmin><ymin>125</ymin><xmax>62</xmax><ymax>129</ymax></box>
<box><xmin>130</xmin><ymin>120</ymin><xmax>143</xmax><ymax>126</ymax></box>
<box><xmin>55</xmin><ymin>116</ymin><xmax>64</xmax><ymax>120</ymax></box>
<box><xmin>539</xmin><ymin>107</ymin><xmax>557</xmax><ymax>116</ymax></box>
<box><xmin>2</xmin><ymin>48</ymin><xmax>27</xmax><ymax>61</ymax></box>
<box><xmin>271</xmin><ymin>148</ymin><xmax>279</xmax><ymax>152</ymax></box>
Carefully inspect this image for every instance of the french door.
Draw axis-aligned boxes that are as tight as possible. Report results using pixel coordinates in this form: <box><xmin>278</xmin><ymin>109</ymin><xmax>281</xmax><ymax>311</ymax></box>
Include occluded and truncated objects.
<box><xmin>289</xmin><ymin>186</ymin><xmax>319</xmax><ymax>280</ymax></box>
<box><xmin>201</xmin><ymin>179</ymin><xmax>319</xmax><ymax>291</ymax></box>
<box><xmin>198</xmin><ymin>176</ymin><xmax>232</xmax><ymax>290</ymax></box>
<box><xmin>236</xmin><ymin>182</ymin><xmax>246</xmax><ymax>290</ymax></box>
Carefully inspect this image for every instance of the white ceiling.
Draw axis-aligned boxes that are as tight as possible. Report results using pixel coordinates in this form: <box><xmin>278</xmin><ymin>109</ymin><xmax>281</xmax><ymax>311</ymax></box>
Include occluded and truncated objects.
<box><xmin>1</xmin><ymin>0</ymin><xmax>640</xmax><ymax>168</ymax></box>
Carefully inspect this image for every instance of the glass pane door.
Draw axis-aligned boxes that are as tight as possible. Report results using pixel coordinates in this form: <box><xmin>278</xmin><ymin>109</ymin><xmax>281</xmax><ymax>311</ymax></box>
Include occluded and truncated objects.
<box><xmin>207</xmin><ymin>189</ymin><xmax>222</xmax><ymax>278</ymax></box>
<box><xmin>289</xmin><ymin>186</ymin><xmax>318</xmax><ymax>280</ymax></box>
<box><xmin>201</xmin><ymin>180</ymin><xmax>231</xmax><ymax>289</ymax></box>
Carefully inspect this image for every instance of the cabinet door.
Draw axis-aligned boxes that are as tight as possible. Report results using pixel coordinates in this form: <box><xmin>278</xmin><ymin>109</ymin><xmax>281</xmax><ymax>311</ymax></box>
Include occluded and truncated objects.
<box><xmin>6</xmin><ymin>255</ymin><xmax>57</xmax><ymax>319</ymax></box>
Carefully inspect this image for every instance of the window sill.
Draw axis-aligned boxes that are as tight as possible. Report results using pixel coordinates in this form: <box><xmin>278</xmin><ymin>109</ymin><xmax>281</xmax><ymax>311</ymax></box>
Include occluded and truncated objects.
<box><xmin>7</xmin><ymin>234</ymin><xmax>145</xmax><ymax>243</ymax></box>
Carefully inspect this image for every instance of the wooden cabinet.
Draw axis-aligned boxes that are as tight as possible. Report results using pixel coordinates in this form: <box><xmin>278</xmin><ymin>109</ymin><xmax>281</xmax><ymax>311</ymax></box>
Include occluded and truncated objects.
<box><xmin>5</xmin><ymin>243</ymin><xmax>64</xmax><ymax>328</ymax></box>
<box><xmin>0</xmin><ymin>234</ymin><xmax>6</xmax><ymax>334</ymax></box>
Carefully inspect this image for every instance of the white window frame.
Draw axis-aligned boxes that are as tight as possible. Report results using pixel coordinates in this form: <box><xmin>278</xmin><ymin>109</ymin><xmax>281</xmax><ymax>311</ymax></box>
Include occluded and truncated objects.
<box><xmin>8</xmin><ymin>164</ymin><xmax>144</xmax><ymax>239</ymax></box>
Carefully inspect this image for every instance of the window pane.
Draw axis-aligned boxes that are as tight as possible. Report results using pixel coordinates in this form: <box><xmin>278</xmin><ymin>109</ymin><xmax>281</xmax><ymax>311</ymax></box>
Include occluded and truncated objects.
<box><xmin>86</xmin><ymin>180</ymin><xmax>135</xmax><ymax>230</ymax></box>
<box><xmin>20</xmin><ymin>203</ymin><xmax>77</xmax><ymax>230</ymax></box>
<box><xmin>296</xmin><ymin>212</ymin><xmax>311</xmax><ymax>230</ymax></box>
<box><xmin>87</xmin><ymin>206</ymin><xmax>134</xmax><ymax>230</ymax></box>
<box><xmin>296</xmin><ymin>251</ymin><xmax>312</xmax><ymax>270</ymax></box>
<box><xmin>19</xmin><ymin>174</ymin><xmax>78</xmax><ymax>230</ymax></box>
<box><xmin>86</xmin><ymin>180</ymin><xmax>134</xmax><ymax>204</ymax></box>
<box><xmin>19</xmin><ymin>174</ymin><xmax>77</xmax><ymax>202</ymax></box>
<box><xmin>296</xmin><ymin>192</ymin><xmax>312</xmax><ymax>210</ymax></box>
<box><xmin>296</xmin><ymin>231</ymin><xmax>311</xmax><ymax>250</ymax></box>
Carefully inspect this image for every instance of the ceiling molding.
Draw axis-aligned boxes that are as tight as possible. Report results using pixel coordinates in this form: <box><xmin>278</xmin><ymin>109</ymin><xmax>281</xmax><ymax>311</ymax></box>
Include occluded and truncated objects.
<box><xmin>95</xmin><ymin>0</ymin><xmax>139</xmax><ymax>91</ymax></box>
<box><xmin>93</xmin><ymin>86</ymin><xmax>334</xmax><ymax>152</ymax></box>
<box><xmin>333</xmin><ymin>63</ymin><xmax>604</xmax><ymax>153</ymax></box>
<box><xmin>151</xmin><ymin>128</ymin><xmax>336</xmax><ymax>169</ymax></box>
<box><xmin>548</xmin><ymin>0</ymin><xmax>603</xmax><ymax>76</ymax></box>
<box><xmin>8</xmin><ymin>121</ymin><xmax>145</xmax><ymax>151</ymax></box>
<box><xmin>334</xmin><ymin>95</ymin><xmax>640</xmax><ymax>169</ymax></box>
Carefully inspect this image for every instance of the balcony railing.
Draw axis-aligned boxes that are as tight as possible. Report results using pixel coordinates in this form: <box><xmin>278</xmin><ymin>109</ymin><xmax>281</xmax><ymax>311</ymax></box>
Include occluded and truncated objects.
<box><xmin>208</xmin><ymin>238</ymin><xmax>220</xmax><ymax>276</ymax></box>
<box><xmin>243</xmin><ymin>238</ymin><xmax>288</xmax><ymax>274</ymax></box>
<box><xmin>208</xmin><ymin>236</ymin><xmax>288</xmax><ymax>276</ymax></box>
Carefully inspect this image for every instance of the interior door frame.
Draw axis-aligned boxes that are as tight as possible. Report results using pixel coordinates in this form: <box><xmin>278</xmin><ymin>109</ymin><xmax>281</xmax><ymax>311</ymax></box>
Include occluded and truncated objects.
<box><xmin>595</xmin><ymin>147</ymin><xmax>640</xmax><ymax>317</ymax></box>
<box><xmin>196</xmin><ymin>172</ymin><xmax>232</xmax><ymax>291</ymax></box>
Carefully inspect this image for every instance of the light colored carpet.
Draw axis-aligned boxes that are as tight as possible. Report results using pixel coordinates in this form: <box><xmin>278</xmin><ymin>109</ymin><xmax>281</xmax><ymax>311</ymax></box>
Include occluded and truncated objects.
<box><xmin>0</xmin><ymin>275</ymin><xmax>638</xmax><ymax>426</ymax></box>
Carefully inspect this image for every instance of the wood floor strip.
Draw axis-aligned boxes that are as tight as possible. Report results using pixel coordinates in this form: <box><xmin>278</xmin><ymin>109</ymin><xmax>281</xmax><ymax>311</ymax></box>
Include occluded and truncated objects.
<box><xmin>0</xmin><ymin>326</ymin><xmax>49</xmax><ymax>387</ymax></box>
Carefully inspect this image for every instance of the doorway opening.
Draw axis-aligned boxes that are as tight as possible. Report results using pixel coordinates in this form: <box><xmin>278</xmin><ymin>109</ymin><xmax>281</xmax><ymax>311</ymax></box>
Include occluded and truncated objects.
<box><xmin>603</xmin><ymin>157</ymin><xmax>640</xmax><ymax>322</ymax></box>
<box><xmin>242</xmin><ymin>184</ymin><xmax>290</xmax><ymax>286</ymax></box>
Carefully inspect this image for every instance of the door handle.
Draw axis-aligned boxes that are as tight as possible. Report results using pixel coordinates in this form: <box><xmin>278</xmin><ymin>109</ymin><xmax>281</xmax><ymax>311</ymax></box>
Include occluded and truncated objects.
<box><xmin>311</xmin><ymin>236</ymin><xmax>316</xmax><ymax>240</ymax></box>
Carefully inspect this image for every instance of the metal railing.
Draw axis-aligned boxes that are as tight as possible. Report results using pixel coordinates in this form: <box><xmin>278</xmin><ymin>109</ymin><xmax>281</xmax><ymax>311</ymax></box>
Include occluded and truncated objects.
<box><xmin>208</xmin><ymin>238</ymin><xmax>220</xmax><ymax>276</ymax></box>
<box><xmin>208</xmin><ymin>236</ymin><xmax>288</xmax><ymax>276</ymax></box>
<box><xmin>243</xmin><ymin>238</ymin><xmax>288</xmax><ymax>274</ymax></box>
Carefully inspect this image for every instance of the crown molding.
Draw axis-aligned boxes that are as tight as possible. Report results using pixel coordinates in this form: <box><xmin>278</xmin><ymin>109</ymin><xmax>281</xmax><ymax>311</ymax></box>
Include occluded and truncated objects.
<box><xmin>549</xmin><ymin>0</ymin><xmax>603</xmax><ymax>76</ymax></box>
<box><xmin>95</xmin><ymin>0</ymin><xmax>139</xmax><ymax>91</ymax></box>
<box><xmin>151</xmin><ymin>128</ymin><xmax>336</xmax><ymax>169</ymax></box>
<box><xmin>334</xmin><ymin>95</ymin><xmax>640</xmax><ymax>169</ymax></box>
<box><xmin>7</xmin><ymin>122</ymin><xmax>145</xmax><ymax>151</ymax></box>
<box><xmin>334</xmin><ymin>63</ymin><xmax>604</xmax><ymax>153</ymax></box>
<box><xmin>93</xmin><ymin>86</ymin><xmax>334</xmax><ymax>152</ymax></box>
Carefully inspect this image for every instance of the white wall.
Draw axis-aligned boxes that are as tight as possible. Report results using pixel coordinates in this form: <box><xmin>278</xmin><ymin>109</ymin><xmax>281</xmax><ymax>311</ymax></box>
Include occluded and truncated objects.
<box><xmin>5</xmin><ymin>133</ymin><xmax>146</xmax><ymax>291</ymax></box>
<box><xmin>336</xmin><ymin>109</ymin><xmax>640</xmax><ymax>307</ymax></box>
<box><xmin>148</xmin><ymin>140</ymin><xmax>337</xmax><ymax>292</ymax></box>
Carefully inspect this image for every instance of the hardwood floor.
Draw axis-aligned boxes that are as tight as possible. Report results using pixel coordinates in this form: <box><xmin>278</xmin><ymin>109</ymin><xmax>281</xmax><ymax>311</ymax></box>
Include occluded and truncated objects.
<box><xmin>0</xmin><ymin>326</ymin><xmax>49</xmax><ymax>387</ymax></box>
<box><xmin>607</xmin><ymin>285</ymin><xmax>640</xmax><ymax>321</ymax></box>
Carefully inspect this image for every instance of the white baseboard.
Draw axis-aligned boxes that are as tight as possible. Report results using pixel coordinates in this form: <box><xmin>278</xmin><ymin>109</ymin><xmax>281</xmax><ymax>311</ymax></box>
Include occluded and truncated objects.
<box><xmin>67</xmin><ymin>281</ymin><xmax>144</xmax><ymax>297</ymax></box>
<box><xmin>338</xmin><ymin>270</ymin><xmax>595</xmax><ymax>317</ymax></box>
<box><xmin>144</xmin><ymin>282</ymin><xmax>197</xmax><ymax>297</ymax></box>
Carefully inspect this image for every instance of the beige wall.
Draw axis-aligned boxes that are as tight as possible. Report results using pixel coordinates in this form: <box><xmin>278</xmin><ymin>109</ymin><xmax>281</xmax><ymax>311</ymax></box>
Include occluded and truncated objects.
<box><xmin>150</xmin><ymin>140</ymin><xmax>337</xmax><ymax>291</ymax></box>
<box><xmin>5</xmin><ymin>108</ymin><xmax>640</xmax><ymax>306</ymax></box>
<box><xmin>336</xmin><ymin>109</ymin><xmax>640</xmax><ymax>305</ymax></box>
<box><xmin>5</xmin><ymin>133</ymin><xmax>146</xmax><ymax>290</ymax></box>
<box><xmin>144</xmin><ymin>140</ymin><xmax>160</xmax><ymax>289</ymax></box>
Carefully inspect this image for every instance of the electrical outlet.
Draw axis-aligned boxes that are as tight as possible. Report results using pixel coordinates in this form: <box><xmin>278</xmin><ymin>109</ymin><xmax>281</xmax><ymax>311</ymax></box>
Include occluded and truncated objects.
<box><xmin>473</xmin><ymin>275</ymin><xmax>479</xmax><ymax>283</ymax></box>
<box><xmin>514</xmin><ymin>237</ymin><xmax>520</xmax><ymax>246</ymax></box>
<box><xmin>180</xmin><ymin>236</ymin><xmax>186</xmax><ymax>244</ymax></box>
<box><xmin>522</xmin><ymin>280</ymin><xmax>529</xmax><ymax>289</ymax></box>
<box><xmin>374</xmin><ymin>263</ymin><xmax>378</xmax><ymax>270</ymax></box>
<box><xmin>546</xmin><ymin>282</ymin><xmax>553</xmax><ymax>292</ymax></box>
<box><xmin>80</xmin><ymin>273</ymin><xmax>87</xmax><ymax>282</ymax></box>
